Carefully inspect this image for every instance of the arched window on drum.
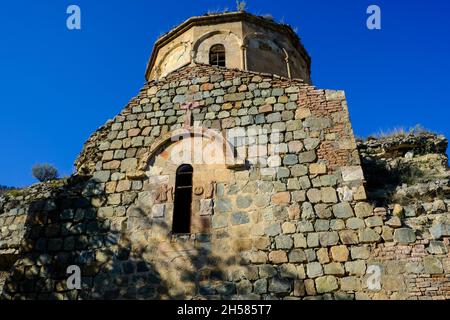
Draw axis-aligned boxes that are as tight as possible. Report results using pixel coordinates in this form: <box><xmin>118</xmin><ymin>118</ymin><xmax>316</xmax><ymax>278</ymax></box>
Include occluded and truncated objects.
<box><xmin>209</xmin><ymin>44</ymin><xmax>226</xmax><ymax>67</ymax></box>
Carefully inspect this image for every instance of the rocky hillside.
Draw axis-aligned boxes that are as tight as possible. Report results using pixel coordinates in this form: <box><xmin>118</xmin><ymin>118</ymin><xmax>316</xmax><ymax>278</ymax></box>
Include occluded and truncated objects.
<box><xmin>358</xmin><ymin>132</ymin><xmax>449</xmax><ymax>222</ymax></box>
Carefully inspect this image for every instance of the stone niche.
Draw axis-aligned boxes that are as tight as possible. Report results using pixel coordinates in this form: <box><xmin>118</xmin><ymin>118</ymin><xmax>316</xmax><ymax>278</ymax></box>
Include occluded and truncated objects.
<box><xmin>126</xmin><ymin>131</ymin><xmax>242</xmax><ymax>243</ymax></box>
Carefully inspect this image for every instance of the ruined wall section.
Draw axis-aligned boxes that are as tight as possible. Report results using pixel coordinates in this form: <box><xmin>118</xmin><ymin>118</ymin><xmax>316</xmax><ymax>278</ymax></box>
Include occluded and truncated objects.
<box><xmin>355</xmin><ymin>134</ymin><xmax>450</xmax><ymax>299</ymax></box>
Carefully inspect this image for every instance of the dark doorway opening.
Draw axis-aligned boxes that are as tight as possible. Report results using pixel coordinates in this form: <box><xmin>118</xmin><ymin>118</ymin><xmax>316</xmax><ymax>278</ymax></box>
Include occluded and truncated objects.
<box><xmin>172</xmin><ymin>164</ymin><xmax>193</xmax><ymax>234</ymax></box>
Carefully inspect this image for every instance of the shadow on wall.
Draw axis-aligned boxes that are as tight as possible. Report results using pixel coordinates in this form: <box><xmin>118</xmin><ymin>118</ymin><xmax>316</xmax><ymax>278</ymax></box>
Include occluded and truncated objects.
<box><xmin>361</xmin><ymin>156</ymin><xmax>448</xmax><ymax>207</ymax></box>
<box><xmin>0</xmin><ymin>175</ymin><xmax>249</xmax><ymax>300</ymax></box>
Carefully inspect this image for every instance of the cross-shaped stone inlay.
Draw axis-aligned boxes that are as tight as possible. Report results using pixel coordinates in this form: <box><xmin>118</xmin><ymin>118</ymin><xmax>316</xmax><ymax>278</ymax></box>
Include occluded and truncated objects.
<box><xmin>180</xmin><ymin>101</ymin><xmax>201</xmax><ymax>129</ymax></box>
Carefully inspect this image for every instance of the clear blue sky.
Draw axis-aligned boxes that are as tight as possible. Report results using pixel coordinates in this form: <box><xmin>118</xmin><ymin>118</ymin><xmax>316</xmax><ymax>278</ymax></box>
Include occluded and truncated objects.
<box><xmin>0</xmin><ymin>0</ymin><xmax>449</xmax><ymax>187</ymax></box>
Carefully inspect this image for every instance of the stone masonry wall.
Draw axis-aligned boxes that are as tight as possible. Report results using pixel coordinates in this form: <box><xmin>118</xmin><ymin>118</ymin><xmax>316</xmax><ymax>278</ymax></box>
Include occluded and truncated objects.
<box><xmin>0</xmin><ymin>64</ymin><xmax>448</xmax><ymax>300</ymax></box>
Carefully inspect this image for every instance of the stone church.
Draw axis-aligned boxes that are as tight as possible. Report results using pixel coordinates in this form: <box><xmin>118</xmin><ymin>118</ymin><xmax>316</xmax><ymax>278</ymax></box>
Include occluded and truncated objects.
<box><xmin>0</xmin><ymin>11</ymin><xmax>449</xmax><ymax>300</ymax></box>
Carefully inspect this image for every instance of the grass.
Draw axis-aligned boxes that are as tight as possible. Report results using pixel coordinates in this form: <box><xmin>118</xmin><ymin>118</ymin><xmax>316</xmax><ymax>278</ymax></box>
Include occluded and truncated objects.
<box><xmin>205</xmin><ymin>7</ymin><xmax>230</xmax><ymax>16</ymax></box>
<box><xmin>5</xmin><ymin>189</ymin><xmax>24</xmax><ymax>197</ymax></box>
<box><xmin>368</xmin><ymin>124</ymin><xmax>436</xmax><ymax>140</ymax></box>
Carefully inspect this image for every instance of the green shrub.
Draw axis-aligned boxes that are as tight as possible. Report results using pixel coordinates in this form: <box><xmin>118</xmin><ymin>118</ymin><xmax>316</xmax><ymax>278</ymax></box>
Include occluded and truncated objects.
<box><xmin>32</xmin><ymin>164</ymin><xmax>59</xmax><ymax>182</ymax></box>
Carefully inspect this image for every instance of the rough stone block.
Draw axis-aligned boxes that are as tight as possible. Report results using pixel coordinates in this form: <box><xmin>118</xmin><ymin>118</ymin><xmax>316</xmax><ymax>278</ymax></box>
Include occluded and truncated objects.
<box><xmin>301</xmin><ymin>202</ymin><xmax>315</xmax><ymax>220</ymax></box>
<box><xmin>330</xmin><ymin>245</ymin><xmax>349</xmax><ymax>262</ymax></box>
<box><xmin>393</xmin><ymin>228</ymin><xmax>416</xmax><ymax>244</ymax></box>
<box><xmin>309</xmin><ymin>163</ymin><xmax>327</xmax><ymax>175</ymax></box>
<box><xmin>427</xmin><ymin>241</ymin><xmax>448</xmax><ymax>255</ymax></box>
<box><xmin>275</xmin><ymin>235</ymin><xmax>293</xmax><ymax>249</ymax></box>
<box><xmin>254</xmin><ymin>237</ymin><xmax>271</xmax><ymax>251</ymax></box>
<box><xmin>271</xmin><ymin>192</ymin><xmax>290</xmax><ymax>205</ymax></box>
<box><xmin>306</xmin><ymin>262</ymin><xmax>324</xmax><ymax>278</ymax></box>
<box><xmin>93</xmin><ymin>171</ymin><xmax>111</xmax><ymax>183</ymax></box>
<box><xmin>116</xmin><ymin>180</ymin><xmax>131</xmax><ymax>192</ymax></box>
<box><xmin>351</xmin><ymin>246</ymin><xmax>370</xmax><ymax>260</ymax></box>
<box><xmin>254</xmin><ymin>279</ymin><xmax>267</xmax><ymax>294</ymax></box>
<box><xmin>314</xmin><ymin>220</ymin><xmax>330</xmax><ymax>232</ymax></box>
<box><xmin>315</xmin><ymin>276</ymin><xmax>338</xmax><ymax>294</ymax></box>
<box><xmin>359</xmin><ymin>228</ymin><xmax>381</xmax><ymax>243</ymax></box>
<box><xmin>236</xmin><ymin>196</ymin><xmax>252</xmax><ymax>209</ymax></box>
<box><xmin>291</xmin><ymin>165</ymin><xmax>308</xmax><ymax>177</ymax></box>
<box><xmin>341</xmin><ymin>166</ymin><xmax>364</xmax><ymax>182</ymax></box>
<box><xmin>405</xmin><ymin>262</ymin><xmax>424</xmax><ymax>274</ymax></box>
<box><xmin>345</xmin><ymin>260</ymin><xmax>366</xmax><ymax>276</ymax></box>
<box><xmin>282</xmin><ymin>222</ymin><xmax>296</xmax><ymax>234</ymax></box>
<box><xmin>423</xmin><ymin>256</ymin><xmax>444</xmax><ymax>274</ymax></box>
<box><xmin>304</xmin><ymin>279</ymin><xmax>316</xmax><ymax>296</ymax></box>
<box><xmin>386</xmin><ymin>216</ymin><xmax>402</xmax><ymax>228</ymax></box>
<box><xmin>279</xmin><ymin>264</ymin><xmax>299</xmax><ymax>279</ymax></box>
<box><xmin>152</xmin><ymin>204</ymin><xmax>165</xmax><ymax>218</ymax></box>
<box><xmin>319</xmin><ymin>232</ymin><xmax>339</xmax><ymax>247</ymax></box>
<box><xmin>287</xmin><ymin>178</ymin><xmax>300</xmax><ymax>191</ymax></box>
<box><xmin>392</xmin><ymin>204</ymin><xmax>404</xmax><ymax>217</ymax></box>
<box><xmin>381</xmin><ymin>226</ymin><xmax>394</xmax><ymax>241</ymax></box>
<box><xmin>297</xmin><ymin>220</ymin><xmax>314</xmax><ymax>233</ymax></box>
<box><xmin>298</xmin><ymin>176</ymin><xmax>311</xmax><ymax>189</ymax></box>
<box><xmin>120</xmin><ymin>158</ymin><xmax>138</xmax><ymax>172</ymax></box>
<box><xmin>317</xmin><ymin>248</ymin><xmax>330</xmax><ymax>264</ymax></box>
<box><xmin>98</xmin><ymin>207</ymin><xmax>114</xmax><ymax>218</ymax></box>
<box><xmin>333</xmin><ymin>203</ymin><xmax>354</xmax><ymax>219</ymax></box>
<box><xmin>293</xmin><ymin>234</ymin><xmax>307</xmax><ymax>248</ymax></box>
<box><xmin>298</xmin><ymin>151</ymin><xmax>317</xmax><ymax>163</ymax></box>
<box><xmin>429</xmin><ymin>224</ymin><xmax>450</xmax><ymax>240</ymax></box>
<box><xmin>307</xmin><ymin>233</ymin><xmax>319</xmax><ymax>248</ymax></box>
<box><xmin>249</xmin><ymin>252</ymin><xmax>268</xmax><ymax>264</ymax></box>
<box><xmin>259</xmin><ymin>265</ymin><xmax>277</xmax><ymax>278</ymax></box>
<box><xmin>264</xmin><ymin>223</ymin><xmax>281</xmax><ymax>237</ymax></box>
<box><xmin>295</xmin><ymin>108</ymin><xmax>311</xmax><ymax>120</ymax></box>
<box><xmin>303</xmin><ymin>116</ymin><xmax>331</xmax><ymax>130</ymax></box>
<box><xmin>268</xmin><ymin>278</ymin><xmax>291</xmax><ymax>293</ymax></box>
<box><xmin>293</xmin><ymin>280</ymin><xmax>306</xmax><ymax>297</ymax></box>
<box><xmin>231</xmin><ymin>212</ymin><xmax>250</xmax><ymax>226</ymax></box>
<box><xmin>321</xmin><ymin>187</ymin><xmax>338</xmax><ymax>203</ymax></box>
<box><xmin>212</xmin><ymin>214</ymin><xmax>228</xmax><ymax>229</ymax></box>
<box><xmin>269</xmin><ymin>250</ymin><xmax>288</xmax><ymax>264</ymax></box>
<box><xmin>324</xmin><ymin>263</ymin><xmax>345</xmax><ymax>276</ymax></box>
<box><xmin>306</xmin><ymin>189</ymin><xmax>321</xmax><ymax>203</ymax></box>
<box><xmin>354</xmin><ymin>202</ymin><xmax>373</xmax><ymax>218</ymax></box>
<box><xmin>364</xmin><ymin>216</ymin><xmax>383</xmax><ymax>228</ymax></box>
<box><xmin>340</xmin><ymin>276</ymin><xmax>361</xmax><ymax>291</ymax></box>
<box><xmin>346</xmin><ymin>218</ymin><xmax>365</xmax><ymax>230</ymax></box>
<box><xmin>289</xmin><ymin>249</ymin><xmax>307</xmax><ymax>263</ymax></box>
<box><xmin>315</xmin><ymin>204</ymin><xmax>332</xmax><ymax>219</ymax></box>
<box><xmin>382</xmin><ymin>275</ymin><xmax>405</xmax><ymax>292</ymax></box>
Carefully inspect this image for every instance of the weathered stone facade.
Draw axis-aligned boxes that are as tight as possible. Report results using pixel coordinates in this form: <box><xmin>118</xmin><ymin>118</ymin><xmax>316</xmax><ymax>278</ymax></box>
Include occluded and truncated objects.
<box><xmin>0</xmin><ymin>12</ymin><xmax>448</xmax><ymax>300</ymax></box>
